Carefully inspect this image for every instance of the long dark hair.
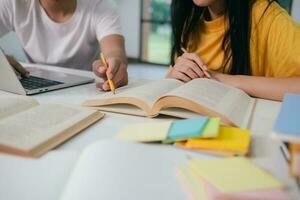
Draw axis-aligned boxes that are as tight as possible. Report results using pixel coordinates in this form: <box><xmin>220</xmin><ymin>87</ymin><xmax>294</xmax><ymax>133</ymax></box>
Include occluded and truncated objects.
<box><xmin>170</xmin><ymin>0</ymin><xmax>276</xmax><ymax>75</ymax></box>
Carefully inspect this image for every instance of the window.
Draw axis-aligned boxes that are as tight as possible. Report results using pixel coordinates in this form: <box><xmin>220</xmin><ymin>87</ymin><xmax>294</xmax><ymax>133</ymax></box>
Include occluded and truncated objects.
<box><xmin>139</xmin><ymin>0</ymin><xmax>293</xmax><ymax>65</ymax></box>
<box><xmin>140</xmin><ymin>0</ymin><xmax>171</xmax><ymax>65</ymax></box>
<box><xmin>277</xmin><ymin>0</ymin><xmax>293</xmax><ymax>13</ymax></box>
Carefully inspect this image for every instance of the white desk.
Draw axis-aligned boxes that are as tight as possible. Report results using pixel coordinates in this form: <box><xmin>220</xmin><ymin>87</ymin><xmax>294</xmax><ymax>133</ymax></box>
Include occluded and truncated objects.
<box><xmin>0</xmin><ymin>64</ymin><xmax>299</xmax><ymax>200</ymax></box>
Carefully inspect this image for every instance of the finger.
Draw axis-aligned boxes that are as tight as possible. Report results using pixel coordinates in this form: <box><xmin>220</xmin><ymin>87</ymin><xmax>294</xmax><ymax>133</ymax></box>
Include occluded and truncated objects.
<box><xmin>96</xmin><ymin>81</ymin><xmax>110</xmax><ymax>91</ymax></box>
<box><xmin>92</xmin><ymin>60</ymin><xmax>106</xmax><ymax>78</ymax></box>
<box><xmin>8</xmin><ymin>57</ymin><xmax>29</xmax><ymax>77</ymax></box>
<box><xmin>185</xmin><ymin>68</ymin><xmax>199</xmax><ymax>79</ymax></box>
<box><xmin>203</xmin><ymin>70</ymin><xmax>211</xmax><ymax>79</ymax></box>
<box><xmin>188</xmin><ymin>62</ymin><xmax>205</xmax><ymax>78</ymax></box>
<box><xmin>176</xmin><ymin>58</ymin><xmax>204</xmax><ymax>78</ymax></box>
<box><xmin>106</xmin><ymin>59</ymin><xmax>120</xmax><ymax>79</ymax></box>
<box><xmin>182</xmin><ymin>53</ymin><xmax>208</xmax><ymax>71</ymax></box>
<box><xmin>111</xmin><ymin>65</ymin><xmax>128</xmax><ymax>89</ymax></box>
<box><xmin>96</xmin><ymin>82</ymin><xmax>104</xmax><ymax>89</ymax></box>
<box><xmin>13</xmin><ymin>68</ymin><xmax>22</xmax><ymax>80</ymax></box>
<box><xmin>173</xmin><ymin>71</ymin><xmax>192</xmax><ymax>83</ymax></box>
<box><xmin>176</xmin><ymin>62</ymin><xmax>198</xmax><ymax>79</ymax></box>
<box><xmin>102</xmin><ymin>81</ymin><xmax>111</xmax><ymax>91</ymax></box>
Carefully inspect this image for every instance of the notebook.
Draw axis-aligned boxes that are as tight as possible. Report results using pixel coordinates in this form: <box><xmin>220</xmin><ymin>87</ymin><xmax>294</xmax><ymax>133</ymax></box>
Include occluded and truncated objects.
<box><xmin>82</xmin><ymin>79</ymin><xmax>256</xmax><ymax>128</ymax></box>
<box><xmin>0</xmin><ymin>93</ymin><xmax>104</xmax><ymax>157</ymax></box>
<box><xmin>273</xmin><ymin>93</ymin><xmax>300</xmax><ymax>143</ymax></box>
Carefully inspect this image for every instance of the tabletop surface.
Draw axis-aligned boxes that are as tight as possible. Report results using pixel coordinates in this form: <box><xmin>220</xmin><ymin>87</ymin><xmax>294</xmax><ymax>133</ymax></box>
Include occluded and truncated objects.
<box><xmin>0</xmin><ymin>63</ymin><xmax>299</xmax><ymax>200</ymax></box>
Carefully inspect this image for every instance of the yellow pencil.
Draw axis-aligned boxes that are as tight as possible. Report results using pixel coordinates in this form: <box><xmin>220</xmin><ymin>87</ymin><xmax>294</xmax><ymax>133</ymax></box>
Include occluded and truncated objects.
<box><xmin>100</xmin><ymin>53</ymin><xmax>116</xmax><ymax>94</ymax></box>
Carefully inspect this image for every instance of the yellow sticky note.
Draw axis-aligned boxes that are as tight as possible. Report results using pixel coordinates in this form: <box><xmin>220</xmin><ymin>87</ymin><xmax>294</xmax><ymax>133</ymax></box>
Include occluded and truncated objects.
<box><xmin>116</xmin><ymin>121</ymin><xmax>172</xmax><ymax>142</ymax></box>
<box><xmin>188</xmin><ymin>157</ymin><xmax>283</xmax><ymax>193</ymax></box>
<box><xmin>184</xmin><ymin>126</ymin><xmax>250</xmax><ymax>154</ymax></box>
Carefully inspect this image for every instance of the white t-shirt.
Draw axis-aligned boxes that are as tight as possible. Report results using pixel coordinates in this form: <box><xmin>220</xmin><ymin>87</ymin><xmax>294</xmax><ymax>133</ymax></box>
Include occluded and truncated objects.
<box><xmin>0</xmin><ymin>0</ymin><xmax>121</xmax><ymax>70</ymax></box>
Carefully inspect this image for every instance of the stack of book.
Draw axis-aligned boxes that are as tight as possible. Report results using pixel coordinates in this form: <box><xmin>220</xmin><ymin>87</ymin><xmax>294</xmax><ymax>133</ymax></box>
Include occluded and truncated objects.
<box><xmin>272</xmin><ymin>93</ymin><xmax>300</xmax><ymax>180</ymax></box>
<box><xmin>176</xmin><ymin>157</ymin><xmax>288</xmax><ymax>200</ymax></box>
<box><xmin>116</xmin><ymin>117</ymin><xmax>251</xmax><ymax>156</ymax></box>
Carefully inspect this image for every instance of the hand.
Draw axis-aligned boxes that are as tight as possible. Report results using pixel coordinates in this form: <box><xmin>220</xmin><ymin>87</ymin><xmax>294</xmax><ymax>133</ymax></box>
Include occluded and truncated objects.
<box><xmin>6</xmin><ymin>55</ymin><xmax>29</xmax><ymax>79</ymax></box>
<box><xmin>93</xmin><ymin>56</ymin><xmax>128</xmax><ymax>91</ymax></box>
<box><xmin>167</xmin><ymin>52</ymin><xmax>210</xmax><ymax>82</ymax></box>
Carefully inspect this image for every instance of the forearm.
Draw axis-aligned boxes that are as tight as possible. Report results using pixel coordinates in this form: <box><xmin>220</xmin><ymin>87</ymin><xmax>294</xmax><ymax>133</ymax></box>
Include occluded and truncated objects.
<box><xmin>99</xmin><ymin>34</ymin><xmax>127</xmax><ymax>65</ymax></box>
<box><xmin>214</xmin><ymin>73</ymin><xmax>300</xmax><ymax>101</ymax></box>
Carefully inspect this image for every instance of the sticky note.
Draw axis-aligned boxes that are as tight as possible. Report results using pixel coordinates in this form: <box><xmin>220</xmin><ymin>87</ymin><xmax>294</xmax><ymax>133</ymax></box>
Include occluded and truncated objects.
<box><xmin>201</xmin><ymin>118</ymin><xmax>220</xmax><ymax>138</ymax></box>
<box><xmin>183</xmin><ymin>126</ymin><xmax>251</xmax><ymax>154</ymax></box>
<box><xmin>206</xmin><ymin>183</ymin><xmax>288</xmax><ymax>200</ymax></box>
<box><xmin>167</xmin><ymin>117</ymin><xmax>208</xmax><ymax>140</ymax></box>
<box><xmin>175</xmin><ymin>166</ymin><xmax>209</xmax><ymax>200</ymax></box>
<box><xmin>116</xmin><ymin>121</ymin><xmax>172</xmax><ymax>142</ymax></box>
<box><xmin>188</xmin><ymin>157</ymin><xmax>283</xmax><ymax>193</ymax></box>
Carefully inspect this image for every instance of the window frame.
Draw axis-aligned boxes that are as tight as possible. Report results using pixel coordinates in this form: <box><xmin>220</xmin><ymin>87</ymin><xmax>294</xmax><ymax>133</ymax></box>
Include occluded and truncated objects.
<box><xmin>139</xmin><ymin>0</ymin><xmax>171</xmax><ymax>66</ymax></box>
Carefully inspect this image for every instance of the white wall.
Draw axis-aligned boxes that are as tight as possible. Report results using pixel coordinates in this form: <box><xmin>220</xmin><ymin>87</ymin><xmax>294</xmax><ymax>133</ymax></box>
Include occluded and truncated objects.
<box><xmin>116</xmin><ymin>0</ymin><xmax>141</xmax><ymax>58</ymax></box>
<box><xmin>292</xmin><ymin>0</ymin><xmax>300</xmax><ymax>23</ymax></box>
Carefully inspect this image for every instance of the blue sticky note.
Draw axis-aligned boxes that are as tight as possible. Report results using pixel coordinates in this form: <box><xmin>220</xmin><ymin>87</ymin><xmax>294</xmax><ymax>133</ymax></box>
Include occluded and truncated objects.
<box><xmin>274</xmin><ymin>93</ymin><xmax>300</xmax><ymax>142</ymax></box>
<box><xmin>167</xmin><ymin>117</ymin><xmax>209</xmax><ymax>140</ymax></box>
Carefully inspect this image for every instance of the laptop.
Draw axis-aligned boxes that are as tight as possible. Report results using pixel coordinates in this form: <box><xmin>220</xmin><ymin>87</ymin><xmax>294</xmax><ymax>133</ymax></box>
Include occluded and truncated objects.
<box><xmin>0</xmin><ymin>50</ymin><xmax>94</xmax><ymax>95</ymax></box>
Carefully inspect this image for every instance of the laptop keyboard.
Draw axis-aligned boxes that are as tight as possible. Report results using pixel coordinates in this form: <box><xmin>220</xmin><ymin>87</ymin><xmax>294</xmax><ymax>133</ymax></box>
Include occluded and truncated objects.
<box><xmin>20</xmin><ymin>76</ymin><xmax>64</xmax><ymax>90</ymax></box>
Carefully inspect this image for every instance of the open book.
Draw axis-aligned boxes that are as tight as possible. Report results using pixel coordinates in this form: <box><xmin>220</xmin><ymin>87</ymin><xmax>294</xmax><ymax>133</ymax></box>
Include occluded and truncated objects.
<box><xmin>0</xmin><ymin>94</ymin><xmax>104</xmax><ymax>157</ymax></box>
<box><xmin>82</xmin><ymin>79</ymin><xmax>256</xmax><ymax>128</ymax></box>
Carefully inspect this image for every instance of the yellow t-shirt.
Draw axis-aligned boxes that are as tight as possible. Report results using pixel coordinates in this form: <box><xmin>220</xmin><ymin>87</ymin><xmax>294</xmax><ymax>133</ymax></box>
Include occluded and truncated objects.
<box><xmin>187</xmin><ymin>0</ymin><xmax>300</xmax><ymax>77</ymax></box>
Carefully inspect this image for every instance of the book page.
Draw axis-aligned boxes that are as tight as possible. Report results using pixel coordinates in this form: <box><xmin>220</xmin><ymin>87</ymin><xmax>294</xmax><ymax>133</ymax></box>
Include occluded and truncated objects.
<box><xmin>0</xmin><ymin>95</ymin><xmax>39</xmax><ymax>120</ymax></box>
<box><xmin>59</xmin><ymin>140</ymin><xmax>197</xmax><ymax>200</ymax></box>
<box><xmin>159</xmin><ymin>108</ymin><xmax>205</xmax><ymax>119</ymax></box>
<box><xmin>0</xmin><ymin>151</ymin><xmax>79</xmax><ymax>200</ymax></box>
<box><xmin>163</xmin><ymin>79</ymin><xmax>254</xmax><ymax>127</ymax></box>
<box><xmin>94</xmin><ymin>79</ymin><xmax>182</xmax><ymax>107</ymax></box>
<box><xmin>0</xmin><ymin>104</ymin><xmax>99</xmax><ymax>153</ymax></box>
<box><xmin>95</xmin><ymin>104</ymin><xmax>148</xmax><ymax>117</ymax></box>
<box><xmin>84</xmin><ymin>79</ymin><xmax>183</xmax><ymax>117</ymax></box>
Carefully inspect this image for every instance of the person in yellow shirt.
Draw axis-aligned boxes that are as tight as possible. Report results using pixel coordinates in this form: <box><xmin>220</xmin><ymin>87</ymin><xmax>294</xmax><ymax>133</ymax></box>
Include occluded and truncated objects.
<box><xmin>167</xmin><ymin>0</ymin><xmax>300</xmax><ymax>101</ymax></box>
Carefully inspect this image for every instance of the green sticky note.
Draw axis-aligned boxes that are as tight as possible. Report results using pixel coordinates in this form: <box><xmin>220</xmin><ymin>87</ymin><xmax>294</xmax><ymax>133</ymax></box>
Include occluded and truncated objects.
<box><xmin>163</xmin><ymin>118</ymin><xmax>219</xmax><ymax>144</ymax></box>
<box><xmin>201</xmin><ymin>118</ymin><xmax>220</xmax><ymax>138</ymax></box>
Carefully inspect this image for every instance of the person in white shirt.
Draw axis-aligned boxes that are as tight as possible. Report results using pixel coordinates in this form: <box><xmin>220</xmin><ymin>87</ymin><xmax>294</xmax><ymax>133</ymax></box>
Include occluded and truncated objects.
<box><xmin>0</xmin><ymin>0</ymin><xmax>128</xmax><ymax>91</ymax></box>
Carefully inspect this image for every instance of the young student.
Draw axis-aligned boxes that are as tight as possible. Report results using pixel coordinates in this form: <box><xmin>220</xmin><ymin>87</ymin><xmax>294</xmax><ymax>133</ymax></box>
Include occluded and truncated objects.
<box><xmin>0</xmin><ymin>0</ymin><xmax>128</xmax><ymax>91</ymax></box>
<box><xmin>167</xmin><ymin>0</ymin><xmax>300</xmax><ymax>101</ymax></box>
